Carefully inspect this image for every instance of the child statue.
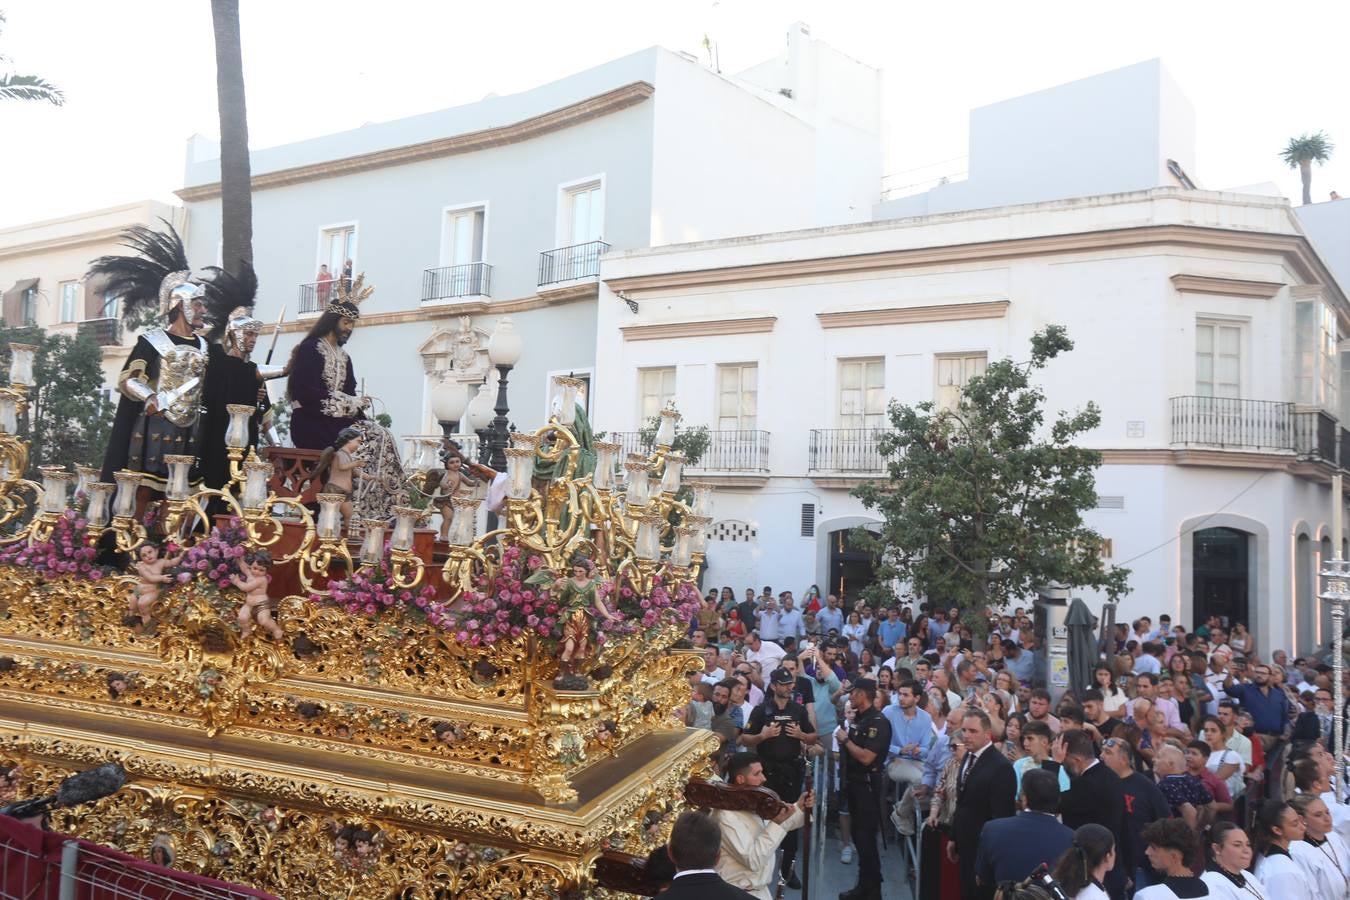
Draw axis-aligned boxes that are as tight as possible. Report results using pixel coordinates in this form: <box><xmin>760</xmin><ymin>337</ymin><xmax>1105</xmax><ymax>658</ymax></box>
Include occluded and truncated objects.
<box><xmin>310</xmin><ymin>426</ymin><xmax>364</xmax><ymax>535</ymax></box>
<box><xmin>126</xmin><ymin>542</ymin><xmax>185</xmax><ymax>629</ymax></box>
<box><xmin>231</xmin><ymin>549</ymin><xmax>283</xmax><ymax>640</ymax></box>
<box><xmin>528</xmin><ymin>554</ymin><xmax>621</xmax><ymax>688</ymax></box>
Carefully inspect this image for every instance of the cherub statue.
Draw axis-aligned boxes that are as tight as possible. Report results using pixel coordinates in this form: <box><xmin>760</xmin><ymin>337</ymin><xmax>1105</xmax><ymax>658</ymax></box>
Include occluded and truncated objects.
<box><xmin>231</xmin><ymin>549</ymin><xmax>283</xmax><ymax>640</ymax></box>
<box><xmin>310</xmin><ymin>426</ymin><xmax>364</xmax><ymax>535</ymax></box>
<box><xmin>423</xmin><ymin>439</ymin><xmax>494</xmax><ymax>542</ymax></box>
<box><xmin>125</xmin><ymin>542</ymin><xmax>185</xmax><ymax>629</ymax></box>
<box><xmin>527</xmin><ymin>553</ymin><xmax>621</xmax><ymax>688</ymax></box>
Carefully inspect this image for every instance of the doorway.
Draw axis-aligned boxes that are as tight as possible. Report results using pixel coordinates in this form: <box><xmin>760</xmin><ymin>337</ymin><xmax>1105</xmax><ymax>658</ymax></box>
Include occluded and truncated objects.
<box><xmin>828</xmin><ymin>527</ymin><xmax>877</xmax><ymax>604</ymax></box>
<box><xmin>1192</xmin><ymin>527</ymin><xmax>1249</xmax><ymax>628</ymax></box>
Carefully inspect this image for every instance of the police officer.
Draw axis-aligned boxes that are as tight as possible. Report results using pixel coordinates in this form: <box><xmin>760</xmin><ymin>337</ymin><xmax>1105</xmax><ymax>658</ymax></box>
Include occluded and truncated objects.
<box><xmin>834</xmin><ymin>677</ymin><xmax>891</xmax><ymax>900</ymax></box>
<box><xmin>743</xmin><ymin>665</ymin><xmax>816</xmax><ymax>889</ymax></box>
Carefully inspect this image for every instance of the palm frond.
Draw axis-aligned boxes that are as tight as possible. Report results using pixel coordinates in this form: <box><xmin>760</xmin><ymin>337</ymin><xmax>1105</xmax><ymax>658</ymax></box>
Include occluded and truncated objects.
<box><xmin>1281</xmin><ymin>131</ymin><xmax>1334</xmax><ymax>167</ymax></box>
<box><xmin>0</xmin><ymin>73</ymin><xmax>64</xmax><ymax>106</ymax></box>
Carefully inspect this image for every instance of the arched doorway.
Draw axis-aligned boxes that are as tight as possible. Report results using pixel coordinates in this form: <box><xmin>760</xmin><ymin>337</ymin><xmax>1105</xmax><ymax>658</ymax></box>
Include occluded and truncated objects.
<box><xmin>1193</xmin><ymin>527</ymin><xmax>1249</xmax><ymax>628</ymax></box>
<box><xmin>1296</xmin><ymin>533</ymin><xmax>1313</xmax><ymax>655</ymax></box>
<box><xmin>828</xmin><ymin>527</ymin><xmax>877</xmax><ymax>604</ymax></box>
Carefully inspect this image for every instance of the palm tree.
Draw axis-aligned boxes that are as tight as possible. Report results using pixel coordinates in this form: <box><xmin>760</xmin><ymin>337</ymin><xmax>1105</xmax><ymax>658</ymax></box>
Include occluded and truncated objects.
<box><xmin>211</xmin><ymin>0</ymin><xmax>252</xmax><ymax>271</ymax></box>
<box><xmin>0</xmin><ymin>12</ymin><xmax>63</xmax><ymax>105</ymax></box>
<box><xmin>1281</xmin><ymin>132</ymin><xmax>1334</xmax><ymax>205</ymax></box>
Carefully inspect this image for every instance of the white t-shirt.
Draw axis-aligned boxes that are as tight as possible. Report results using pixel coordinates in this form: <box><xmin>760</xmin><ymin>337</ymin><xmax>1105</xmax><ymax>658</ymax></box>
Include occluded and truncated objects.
<box><xmin>1100</xmin><ymin>688</ymin><xmax>1128</xmax><ymax>714</ymax></box>
<box><xmin>1199</xmin><ymin>870</ymin><xmax>1267</xmax><ymax>900</ymax></box>
<box><xmin>1135</xmin><ymin>883</ymin><xmax>1205</xmax><ymax>900</ymax></box>
<box><xmin>1071</xmin><ymin>884</ymin><xmax>1110</xmax><ymax>900</ymax></box>
<box><xmin>1207</xmin><ymin>747</ymin><xmax>1244</xmax><ymax>800</ymax></box>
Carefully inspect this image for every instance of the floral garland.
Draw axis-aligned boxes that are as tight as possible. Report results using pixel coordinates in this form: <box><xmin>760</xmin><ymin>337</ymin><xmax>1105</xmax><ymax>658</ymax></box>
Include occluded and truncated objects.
<box><xmin>0</xmin><ymin>510</ymin><xmax>107</xmax><ymax>581</ymax></box>
<box><xmin>311</xmin><ymin>541</ymin><xmax>438</xmax><ymax>619</ymax></box>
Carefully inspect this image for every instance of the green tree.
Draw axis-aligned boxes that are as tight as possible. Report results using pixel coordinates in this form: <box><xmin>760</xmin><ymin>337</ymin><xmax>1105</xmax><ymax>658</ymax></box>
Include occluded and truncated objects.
<box><xmin>1282</xmin><ymin>131</ymin><xmax>1334</xmax><ymax>205</ymax></box>
<box><xmin>0</xmin><ymin>326</ymin><xmax>114</xmax><ymax>474</ymax></box>
<box><xmin>851</xmin><ymin>326</ymin><xmax>1129</xmax><ymax>627</ymax></box>
<box><xmin>211</xmin><ymin>0</ymin><xmax>252</xmax><ymax>271</ymax></box>
<box><xmin>0</xmin><ymin>12</ymin><xmax>62</xmax><ymax>106</ymax></box>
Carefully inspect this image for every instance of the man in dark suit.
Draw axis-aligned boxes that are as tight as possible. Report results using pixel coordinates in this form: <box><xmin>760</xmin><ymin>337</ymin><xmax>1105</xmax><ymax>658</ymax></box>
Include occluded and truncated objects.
<box><xmin>1053</xmin><ymin>729</ymin><xmax>1128</xmax><ymax>900</ymax></box>
<box><xmin>975</xmin><ymin>768</ymin><xmax>1073</xmax><ymax>890</ymax></box>
<box><xmin>660</xmin><ymin>810</ymin><xmax>758</xmax><ymax>900</ymax></box>
<box><xmin>949</xmin><ymin>708</ymin><xmax>1016</xmax><ymax>900</ymax></box>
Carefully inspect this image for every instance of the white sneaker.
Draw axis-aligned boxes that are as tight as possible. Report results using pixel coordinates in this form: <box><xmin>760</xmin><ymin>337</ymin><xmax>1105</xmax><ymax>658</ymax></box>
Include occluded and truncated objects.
<box><xmin>840</xmin><ymin>844</ymin><xmax>854</xmax><ymax>864</ymax></box>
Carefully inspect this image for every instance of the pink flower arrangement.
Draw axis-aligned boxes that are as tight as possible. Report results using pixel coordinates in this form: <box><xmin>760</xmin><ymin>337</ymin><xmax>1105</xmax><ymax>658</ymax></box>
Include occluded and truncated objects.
<box><xmin>609</xmin><ymin>566</ymin><xmax>702</xmax><ymax>632</ymax></box>
<box><xmin>426</xmin><ymin>543</ymin><xmax>549</xmax><ymax>646</ymax></box>
<box><xmin>311</xmin><ymin>540</ymin><xmax>438</xmax><ymax>620</ymax></box>
<box><xmin>168</xmin><ymin>517</ymin><xmax>249</xmax><ymax>590</ymax></box>
<box><xmin>0</xmin><ymin>510</ymin><xmax>107</xmax><ymax>582</ymax></box>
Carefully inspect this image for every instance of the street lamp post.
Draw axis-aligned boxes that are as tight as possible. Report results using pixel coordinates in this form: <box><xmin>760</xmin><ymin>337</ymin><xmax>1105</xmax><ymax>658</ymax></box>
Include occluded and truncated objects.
<box><xmin>1321</xmin><ymin>472</ymin><xmax>1348</xmax><ymax>799</ymax></box>
<box><xmin>429</xmin><ymin>375</ymin><xmax>469</xmax><ymax>444</ymax></box>
<box><xmin>482</xmin><ymin>317</ymin><xmax>523</xmax><ymax>473</ymax></box>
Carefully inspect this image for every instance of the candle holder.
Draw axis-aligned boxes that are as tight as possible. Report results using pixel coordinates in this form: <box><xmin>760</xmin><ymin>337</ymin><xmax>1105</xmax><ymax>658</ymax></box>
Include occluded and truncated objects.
<box><xmin>449</xmin><ymin>496</ymin><xmax>481</xmax><ymax>547</ymax></box>
<box><xmin>7</xmin><ymin>344</ymin><xmax>36</xmax><ymax>388</ymax></box>
<box><xmin>225</xmin><ymin>404</ymin><xmax>253</xmax><ymax>451</ymax></box>
<box><xmin>359</xmin><ymin>518</ymin><xmax>387</xmax><ymax>566</ymax></box>
<box><xmin>0</xmin><ymin>392</ymin><xmax>17</xmax><ymax>436</ymax></box>
<box><xmin>592</xmin><ymin>441</ymin><xmax>620</xmax><ymax>491</ymax></box>
<box><xmin>655</xmin><ymin>405</ymin><xmax>678</xmax><ymax>449</ymax></box>
<box><xmin>659</xmin><ymin>452</ymin><xmax>685</xmax><ymax>496</ymax></box>
<box><xmin>387</xmin><ymin>506</ymin><xmax>425</xmax><ymax>589</ymax></box>
<box><xmin>505</xmin><ymin>447</ymin><xmax>536</xmax><ymax>500</ymax></box>
<box><xmin>37</xmin><ymin>466</ymin><xmax>74</xmax><ymax>516</ymax></box>
<box><xmin>159</xmin><ymin>454</ymin><xmax>196</xmax><ymax>539</ymax></box>
<box><xmin>510</xmin><ymin>432</ymin><xmax>541</xmax><ymax>453</ymax></box>
<box><xmin>1321</xmin><ymin>556</ymin><xmax>1350</xmax><ymax>793</ymax></box>
<box><xmin>109</xmin><ymin>470</ymin><xmax>147</xmax><ymax>553</ymax></box>
<box><xmin>85</xmin><ymin>482</ymin><xmax>114</xmax><ymax>530</ymax></box>
<box><xmin>241</xmin><ymin>457</ymin><xmax>273</xmax><ymax>511</ymax></box>
<box><xmin>74</xmin><ymin>465</ymin><xmax>99</xmax><ymax>501</ymax></box>
<box><xmin>672</xmin><ymin>525</ymin><xmax>698</xmax><ymax>568</ymax></box>
<box><xmin>635</xmin><ymin>513</ymin><xmax>665</xmax><ymax>561</ymax></box>
<box><xmin>625</xmin><ymin>460</ymin><xmax>652</xmax><ymax>509</ymax></box>
<box><xmin>550</xmin><ymin>376</ymin><xmax>585</xmax><ymax>426</ymax></box>
<box><xmin>315</xmin><ymin>493</ymin><xmax>345</xmax><ymax>542</ymax></box>
<box><xmin>687</xmin><ymin>482</ymin><xmax>714</xmax><ymax>518</ymax></box>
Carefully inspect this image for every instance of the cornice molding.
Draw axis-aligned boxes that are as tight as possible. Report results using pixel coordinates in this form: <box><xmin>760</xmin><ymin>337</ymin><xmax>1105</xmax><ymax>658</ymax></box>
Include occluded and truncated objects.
<box><xmin>605</xmin><ymin>225</ymin><xmax>1345</xmax><ymax>314</ymax></box>
<box><xmin>817</xmin><ymin>299</ymin><xmax>1008</xmax><ymax>329</ymax></box>
<box><xmin>1099</xmin><ymin>448</ymin><xmax>1298</xmax><ymax>470</ymax></box>
<box><xmin>619</xmin><ymin>315</ymin><xmax>776</xmax><ymax>342</ymax></box>
<box><xmin>1170</xmin><ymin>274</ymin><xmax>1286</xmax><ymax>299</ymax></box>
<box><xmin>177</xmin><ymin>82</ymin><xmax>655</xmax><ymax>201</ymax></box>
<box><xmin>275</xmin><ymin>282</ymin><xmax>597</xmax><ymax>335</ymax></box>
<box><xmin>0</xmin><ymin>226</ymin><xmax>130</xmax><ymax>261</ymax></box>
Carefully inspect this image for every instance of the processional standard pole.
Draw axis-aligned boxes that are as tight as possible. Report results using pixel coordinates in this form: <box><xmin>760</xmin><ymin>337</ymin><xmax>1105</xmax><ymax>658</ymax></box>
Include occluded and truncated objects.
<box><xmin>1321</xmin><ymin>472</ymin><xmax>1347</xmax><ymax>800</ymax></box>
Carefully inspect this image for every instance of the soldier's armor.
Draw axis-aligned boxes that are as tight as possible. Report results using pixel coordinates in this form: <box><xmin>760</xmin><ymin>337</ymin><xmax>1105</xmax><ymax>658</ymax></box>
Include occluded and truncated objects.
<box><xmin>143</xmin><ymin>330</ymin><xmax>208</xmax><ymax>428</ymax></box>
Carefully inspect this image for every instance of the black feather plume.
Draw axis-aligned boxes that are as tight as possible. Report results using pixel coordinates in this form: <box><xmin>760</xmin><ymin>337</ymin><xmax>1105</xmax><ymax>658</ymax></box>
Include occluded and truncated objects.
<box><xmin>84</xmin><ymin>219</ymin><xmax>191</xmax><ymax>321</ymax></box>
<box><xmin>201</xmin><ymin>261</ymin><xmax>259</xmax><ymax>343</ymax></box>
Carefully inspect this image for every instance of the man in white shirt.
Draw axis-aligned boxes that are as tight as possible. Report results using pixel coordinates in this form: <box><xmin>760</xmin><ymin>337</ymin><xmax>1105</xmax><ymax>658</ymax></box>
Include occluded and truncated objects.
<box><xmin>744</xmin><ymin>632</ymin><xmax>786</xmax><ymax>673</ymax></box>
<box><xmin>1132</xmin><ymin>642</ymin><xmax>1163</xmax><ymax>676</ymax></box>
<box><xmin>756</xmin><ymin>599</ymin><xmax>781</xmax><ymax>643</ymax></box>
<box><xmin>777</xmin><ymin>595</ymin><xmax>804</xmax><ymax>644</ymax></box>
<box><xmin>701</xmin><ymin>648</ymin><xmax>727</xmax><ymax>686</ymax></box>
<box><xmin>712</xmin><ymin>753</ymin><xmax>812</xmax><ymax>899</ymax></box>
<box><xmin>1135</xmin><ymin>673</ymin><xmax>1183</xmax><ymax>732</ymax></box>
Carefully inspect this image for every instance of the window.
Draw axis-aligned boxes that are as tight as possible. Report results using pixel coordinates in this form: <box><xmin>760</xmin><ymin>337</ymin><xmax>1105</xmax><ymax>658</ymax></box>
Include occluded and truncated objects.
<box><xmin>102</xmin><ymin>293</ymin><xmax>121</xmax><ymax>319</ymax></box>
<box><xmin>443</xmin><ymin>207</ymin><xmax>485</xmax><ymax>266</ymax></box>
<box><xmin>20</xmin><ymin>287</ymin><xmax>37</xmax><ymax>327</ymax></box>
<box><xmin>934</xmin><ymin>352</ymin><xmax>987</xmax><ymax>411</ymax></box>
<box><xmin>1295</xmin><ymin>299</ymin><xmax>1338</xmax><ymax>410</ymax></box>
<box><xmin>717</xmin><ymin>364</ymin><xmax>758</xmax><ymax>431</ymax></box>
<box><xmin>58</xmin><ymin>281</ymin><xmax>78</xmax><ymax>324</ymax></box>
<box><xmin>638</xmin><ymin>367</ymin><xmax>676</xmax><ymax>422</ymax></box>
<box><xmin>320</xmin><ymin>224</ymin><xmax>358</xmax><ymax>279</ymax></box>
<box><xmin>563</xmin><ymin>181</ymin><xmax>603</xmax><ymax>245</ymax></box>
<box><xmin>1195</xmin><ymin>321</ymin><xmax>1242</xmax><ymax>398</ymax></box>
<box><xmin>838</xmin><ymin>358</ymin><xmax>886</xmax><ymax>429</ymax></box>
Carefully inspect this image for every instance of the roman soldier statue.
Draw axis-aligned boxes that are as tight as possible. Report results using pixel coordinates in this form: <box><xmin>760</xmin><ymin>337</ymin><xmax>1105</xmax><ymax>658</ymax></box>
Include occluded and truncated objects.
<box><xmin>88</xmin><ymin>225</ymin><xmax>214</xmax><ymax>494</ymax></box>
<box><xmin>286</xmin><ymin>274</ymin><xmax>408</xmax><ymax>521</ymax></box>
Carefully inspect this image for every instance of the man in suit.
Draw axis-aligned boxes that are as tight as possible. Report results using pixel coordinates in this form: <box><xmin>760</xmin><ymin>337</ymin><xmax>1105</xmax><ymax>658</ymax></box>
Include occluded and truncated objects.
<box><xmin>661</xmin><ymin>810</ymin><xmax>758</xmax><ymax>900</ymax></box>
<box><xmin>1053</xmin><ymin>729</ymin><xmax>1128</xmax><ymax>900</ymax></box>
<box><xmin>975</xmin><ymin>768</ymin><xmax>1073</xmax><ymax>890</ymax></box>
<box><xmin>949</xmin><ymin>708</ymin><xmax>1016</xmax><ymax>900</ymax></box>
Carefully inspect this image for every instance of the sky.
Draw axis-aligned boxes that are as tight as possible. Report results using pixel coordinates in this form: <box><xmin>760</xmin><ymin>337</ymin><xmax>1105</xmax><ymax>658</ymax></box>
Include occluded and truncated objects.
<box><xmin>2</xmin><ymin>0</ymin><xmax>1349</xmax><ymax>228</ymax></box>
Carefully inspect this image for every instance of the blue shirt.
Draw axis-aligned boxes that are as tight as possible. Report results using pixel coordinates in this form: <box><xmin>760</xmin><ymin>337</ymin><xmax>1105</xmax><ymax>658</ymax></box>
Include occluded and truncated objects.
<box><xmin>928</xmin><ymin>619</ymin><xmax>951</xmax><ymax>648</ymax></box>
<box><xmin>1226</xmin><ymin>682</ymin><xmax>1291</xmax><ymax>735</ymax></box>
<box><xmin>1013</xmin><ymin>755</ymin><xmax>1070</xmax><ymax>796</ymax></box>
<box><xmin>882</xmin><ymin>704</ymin><xmax>933</xmax><ymax>761</ymax></box>
<box><xmin>1004</xmin><ymin>650</ymin><xmax>1036</xmax><ymax>683</ymax></box>
<box><xmin>878</xmin><ymin>619</ymin><xmax>907</xmax><ymax>652</ymax></box>
<box><xmin>816</xmin><ymin>607</ymin><xmax>844</xmax><ymax>637</ymax></box>
<box><xmin>923</xmin><ymin>727</ymin><xmax>954</xmax><ymax>789</ymax></box>
<box><xmin>808</xmin><ymin>668</ymin><xmax>842</xmax><ymax>735</ymax></box>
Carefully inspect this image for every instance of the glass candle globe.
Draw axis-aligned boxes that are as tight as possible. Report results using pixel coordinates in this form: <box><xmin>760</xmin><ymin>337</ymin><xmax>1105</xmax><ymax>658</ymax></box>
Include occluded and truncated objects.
<box><xmin>85</xmin><ymin>483</ymin><xmax>114</xmax><ymax>529</ymax></box>
<box><xmin>505</xmin><ymin>447</ymin><xmax>535</xmax><ymax>500</ymax></box>
<box><xmin>315</xmin><ymin>493</ymin><xmax>345</xmax><ymax>540</ymax></box>
<box><xmin>112</xmin><ymin>470</ymin><xmax>141</xmax><ymax>519</ymax></box>
<box><xmin>449</xmin><ymin>497</ymin><xmax>481</xmax><ymax>546</ymax></box>
<box><xmin>660</xmin><ymin>452</ymin><xmax>685</xmax><ymax>495</ymax></box>
<box><xmin>390</xmin><ymin>507</ymin><xmax>419</xmax><ymax>552</ymax></box>
<box><xmin>38</xmin><ymin>466</ymin><xmax>74</xmax><ymax>515</ymax></box>
<box><xmin>592</xmin><ymin>441</ymin><xmax>619</xmax><ymax>490</ymax></box>
<box><xmin>625</xmin><ymin>461</ymin><xmax>651</xmax><ymax>508</ymax></box>
<box><xmin>359</xmin><ymin>519</ymin><xmax>387</xmax><ymax>565</ymax></box>
<box><xmin>225</xmin><ymin>404</ymin><xmax>254</xmax><ymax>449</ymax></box>
<box><xmin>242</xmin><ymin>458</ymin><xmax>273</xmax><ymax>510</ymax></box>
<box><xmin>163</xmin><ymin>455</ymin><xmax>194</xmax><ymax>502</ymax></box>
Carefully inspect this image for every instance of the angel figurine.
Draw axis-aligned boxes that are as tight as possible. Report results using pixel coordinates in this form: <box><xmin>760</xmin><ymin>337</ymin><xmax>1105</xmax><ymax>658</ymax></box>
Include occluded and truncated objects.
<box><xmin>526</xmin><ymin>555</ymin><xmax>621</xmax><ymax>688</ymax></box>
<box><xmin>126</xmin><ymin>542</ymin><xmax>185</xmax><ymax>630</ymax></box>
<box><xmin>230</xmin><ymin>549</ymin><xmax>283</xmax><ymax>640</ymax></box>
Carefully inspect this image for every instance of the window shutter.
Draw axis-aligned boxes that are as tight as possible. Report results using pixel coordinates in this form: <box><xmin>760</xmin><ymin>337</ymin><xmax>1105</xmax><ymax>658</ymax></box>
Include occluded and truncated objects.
<box><xmin>800</xmin><ymin>504</ymin><xmax>816</xmax><ymax>537</ymax></box>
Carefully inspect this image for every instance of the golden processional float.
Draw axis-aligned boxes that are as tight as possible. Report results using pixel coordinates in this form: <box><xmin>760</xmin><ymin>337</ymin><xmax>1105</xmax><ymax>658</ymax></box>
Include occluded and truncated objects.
<box><xmin>0</xmin><ymin>357</ymin><xmax>718</xmax><ymax>899</ymax></box>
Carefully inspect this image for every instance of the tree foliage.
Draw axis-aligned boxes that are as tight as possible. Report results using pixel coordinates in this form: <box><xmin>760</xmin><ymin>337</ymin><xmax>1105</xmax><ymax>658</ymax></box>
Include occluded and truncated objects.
<box><xmin>1281</xmin><ymin>131</ymin><xmax>1334</xmax><ymax>205</ymax></box>
<box><xmin>851</xmin><ymin>325</ymin><xmax>1129</xmax><ymax>624</ymax></box>
<box><xmin>0</xmin><ymin>326</ymin><xmax>114</xmax><ymax>475</ymax></box>
<box><xmin>0</xmin><ymin>12</ymin><xmax>63</xmax><ymax>106</ymax></box>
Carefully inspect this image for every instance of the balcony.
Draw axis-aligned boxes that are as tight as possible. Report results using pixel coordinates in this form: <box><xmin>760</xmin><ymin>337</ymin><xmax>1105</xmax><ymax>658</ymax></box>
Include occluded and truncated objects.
<box><xmin>608</xmin><ymin>429</ymin><xmax>771</xmax><ymax>475</ymax></box>
<box><xmin>76</xmin><ymin>317</ymin><xmax>122</xmax><ymax>347</ymax></box>
<box><xmin>808</xmin><ymin>428</ymin><xmax>890</xmax><ymax>474</ymax></box>
<box><xmin>298</xmin><ymin>281</ymin><xmax>329</xmax><ymax>315</ymax></box>
<box><xmin>1341</xmin><ymin>427</ymin><xmax>1350</xmax><ymax>469</ymax></box>
<box><xmin>1168</xmin><ymin>396</ymin><xmax>1294</xmax><ymax>452</ymax></box>
<box><xmin>537</xmin><ymin>240</ymin><xmax>610</xmax><ymax>288</ymax></box>
<box><xmin>1294</xmin><ymin>409</ymin><xmax>1338</xmax><ymax>463</ymax></box>
<box><xmin>422</xmin><ymin>263</ymin><xmax>491</xmax><ymax>303</ymax></box>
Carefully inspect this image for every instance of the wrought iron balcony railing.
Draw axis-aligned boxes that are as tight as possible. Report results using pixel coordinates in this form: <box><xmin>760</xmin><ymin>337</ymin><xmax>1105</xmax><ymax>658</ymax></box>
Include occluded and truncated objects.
<box><xmin>537</xmin><ymin>240</ymin><xmax>610</xmax><ymax>287</ymax></box>
<box><xmin>608</xmin><ymin>429</ymin><xmax>771</xmax><ymax>473</ymax></box>
<box><xmin>76</xmin><ymin>317</ymin><xmax>122</xmax><ymax>347</ymax></box>
<box><xmin>1168</xmin><ymin>396</ymin><xmax>1294</xmax><ymax>452</ymax></box>
<box><xmin>422</xmin><ymin>263</ymin><xmax>491</xmax><ymax>302</ymax></box>
<box><xmin>298</xmin><ymin>281</ymin><xmax>327</xmax><ymax>315</ymax></box>
<box><xmin>808</xmin><ymin>428</ymin><xmax>890</xmax><ymax>474</ymax></box>
<box><xmin>1294</xmin><ymin>409</ymin><xmax>1338</xmax><ymax>462</ymax></box>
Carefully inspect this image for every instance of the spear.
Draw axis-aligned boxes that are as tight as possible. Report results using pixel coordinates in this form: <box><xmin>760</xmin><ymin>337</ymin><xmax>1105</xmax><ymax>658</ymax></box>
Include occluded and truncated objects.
<box><xmin>264</xmin><ymin>305</ymin><xmax>286</xmax><ymax>365</ymax></box>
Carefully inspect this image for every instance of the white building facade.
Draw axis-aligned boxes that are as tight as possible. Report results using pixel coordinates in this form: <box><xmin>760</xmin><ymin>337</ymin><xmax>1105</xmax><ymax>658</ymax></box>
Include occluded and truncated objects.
<box><xmin>177</xmin><ymin>24</ymin><xmax>881</xmax><ymax>444</ymax></box>
<box><xmin>596</xmin><ymin>187</ymin><xmax>1350</xmax><ymax>659</ymax></box>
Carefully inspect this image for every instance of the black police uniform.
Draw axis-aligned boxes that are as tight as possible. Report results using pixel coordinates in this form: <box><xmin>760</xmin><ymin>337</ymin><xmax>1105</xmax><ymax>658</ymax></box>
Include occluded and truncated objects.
<box><xmin>745</xmin><ymin>696</ymin><xmax>814</xmax><ymax>878</ymax></box>
<box><xmin>841</xmin><ymin>704</ymin><xmax>892</xmax><ymax>899</ymax></box>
